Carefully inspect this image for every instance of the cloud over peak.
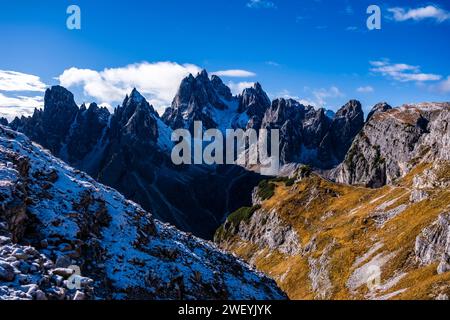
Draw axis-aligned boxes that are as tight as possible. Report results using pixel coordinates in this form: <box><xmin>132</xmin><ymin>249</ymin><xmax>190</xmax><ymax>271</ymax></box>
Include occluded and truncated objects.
<box><xmin>58</xmin><ymin>62</ymin><xmax>255</xmax><ymax>115</ymax></box>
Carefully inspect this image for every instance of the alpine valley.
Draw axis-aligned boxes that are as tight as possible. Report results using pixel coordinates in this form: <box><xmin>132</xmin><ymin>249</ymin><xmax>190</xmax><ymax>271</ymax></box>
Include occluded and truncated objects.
<box><xmin>1</xmin><ymin>70</ymin><xmax>449</xmax><ymax>300</ymax></box>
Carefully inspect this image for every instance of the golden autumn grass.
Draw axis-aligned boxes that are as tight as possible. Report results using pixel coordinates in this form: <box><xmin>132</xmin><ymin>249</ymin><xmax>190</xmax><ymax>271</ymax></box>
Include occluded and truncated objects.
<box><xmin>219</xmin><ymin>162</ymin><xmax>450</xmax><ymax>300</ymax></box>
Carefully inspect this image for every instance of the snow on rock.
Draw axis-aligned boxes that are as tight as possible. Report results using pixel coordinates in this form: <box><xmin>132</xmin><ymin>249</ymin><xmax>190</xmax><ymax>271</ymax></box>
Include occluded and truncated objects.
<box><xmin>0</xmin><ymin>125</ymin><xmax>286</xmax><ymax>300</ymax></box>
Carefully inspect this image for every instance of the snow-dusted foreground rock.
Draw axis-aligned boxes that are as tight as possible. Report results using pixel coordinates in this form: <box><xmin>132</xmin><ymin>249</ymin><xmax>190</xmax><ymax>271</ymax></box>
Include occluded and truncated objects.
<box><xmin>0</xmin><ymin>125</ymin><xmax>286</xmax><ymax>300</ymax></box>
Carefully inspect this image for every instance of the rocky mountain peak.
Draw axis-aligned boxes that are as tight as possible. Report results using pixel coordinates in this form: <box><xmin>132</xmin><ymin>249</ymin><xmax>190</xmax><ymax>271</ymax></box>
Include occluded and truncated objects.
<box><xmin>316</xmin><ymin>100</ymin><xmax>365</xmax><ymax>167</ymax></box>
<box><xmin>10</xmin><ymin>85</ymin><xmax>80</xmax><ymax>155</ymax></box>
<box><xmin>238</xmin><ymin>82</ymin><xmax>271</xmax><ymax>129</ymax></box>
<box><xmin>111</xmin><ymin>89</ymin><xmax>159</xmax><ymax>144</ymax></box>
<box><xmin>162</xmin><ymin>70</ymin><xmax>229</xmax><ymax>130</ymax></box>
<box><xmin>262</xmin><ymin>98</ymin><xmax>305</xmax><ymax>127</ymax></box>
<box><xmin>331</xmin><ymin>103</ymin><xmax>450</xmax><ymax>187</ymax></box>
<box><xmin>211</xmin><ymin>75</ymin><xmax>232</xmax><ymax>100</ymax></box>
<box><xmin>44</xmin><ymin>85</ymin><xmax>78</xmax><ymax>115</ymax></box>
<box><xmin>129</xmin><ymin>87</ymin><xmax>145</xmax><ymax>103</ymax></box>
<box><xmin>0</xmin><ymin>117</ymin><xmax>8</xmax><ymax>126</ymax></box>
<box><xmin>367</xmin><ymin>102</ymin><xmax>392</xmax><ymax>122</ymax></box>
<box><xmin>197</xmin><ymin>69</ymin><xmax>209</xmax><ymax>81</ymax></box>
<box><xmin>335</xmin><ymin>100</ymin><xmax>363</xmax><ymax>118</ymax></box>
<box><xmin>120</xmin><ymin>89</ymin><xmax>157</xmax><ymax>123</ymax></box>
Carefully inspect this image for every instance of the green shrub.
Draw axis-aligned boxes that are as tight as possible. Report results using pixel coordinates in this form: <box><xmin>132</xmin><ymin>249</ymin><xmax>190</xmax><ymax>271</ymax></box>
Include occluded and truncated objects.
<box><xmin>227</xmin><ymin>205</ymin><xmax>262</xmax><ymax>226</ymax></box>
<box><xmin>285</xmin><ymin>178</ymin><xmax>296</xmax><ymax>187</ymax></box>
<box><xmin>298</xmin><ymin>165</ymin><xmax>312</xmax><ymax>177</ymax></box>
<box><xmin>214</xmin><ymin>205</ymin><xmax>262</xmax><ymax>242</ymax></box>
<box><xmin>257</xmin><ymin>180</ymin><xmax>276</xmax><ymax>200</ymax></box>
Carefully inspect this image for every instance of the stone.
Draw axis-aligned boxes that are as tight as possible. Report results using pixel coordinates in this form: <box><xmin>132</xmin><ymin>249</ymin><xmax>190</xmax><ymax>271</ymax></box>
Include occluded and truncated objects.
<box><xmin>0</xmin><ymin>262</ymin><xmax>15</xmax><ymax>282</ymax></box>
<box><xmin>12</xmin><ymin>248</ymin><xmax>29</xmax><ymax>260</ymax></box>
<box><xmin>51</xmin><ymin>268</ymin><xmax>75</xmax><ymax>278</ymax></box>
<box><xmin>55</xmin><ymin>255</ymin><xmax>71</xmax><ymax>268</ymax></box>
<box><xmin>35</xmin><ymin>290</ymin><xmax>47</xmax><ymax>300</ymax></box>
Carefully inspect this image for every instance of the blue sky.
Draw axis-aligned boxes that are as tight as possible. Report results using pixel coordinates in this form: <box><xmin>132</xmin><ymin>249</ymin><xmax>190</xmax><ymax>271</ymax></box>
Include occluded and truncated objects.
<box><xmin>0</xmin><ymin>0</ymin><xmax>449</xmax><ymax>119</ymax></box>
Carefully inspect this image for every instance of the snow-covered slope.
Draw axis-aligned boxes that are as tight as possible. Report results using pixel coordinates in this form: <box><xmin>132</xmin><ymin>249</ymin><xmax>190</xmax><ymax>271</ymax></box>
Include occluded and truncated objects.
<box><xmin>0</xmin><ymin>125</ymin><xmax>286</xmax><ymax>300</ymax></box>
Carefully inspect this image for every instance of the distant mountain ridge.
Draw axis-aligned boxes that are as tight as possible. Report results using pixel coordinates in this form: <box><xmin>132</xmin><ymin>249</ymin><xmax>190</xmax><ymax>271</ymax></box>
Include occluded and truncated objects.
<box><xmin>6</xmin><ymin>70</ymin><xmax>372</xmax><ymax>238</ymax></box>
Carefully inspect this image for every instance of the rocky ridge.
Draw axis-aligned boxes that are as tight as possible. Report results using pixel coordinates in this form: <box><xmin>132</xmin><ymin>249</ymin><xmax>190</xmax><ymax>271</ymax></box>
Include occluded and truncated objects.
<box><xmin>216</xmin><ymin>157</ymin><xmax>450</xmax><ymax>300</ymax></box>
<box><xmin>331</xmin><ymin>103</ymin><xmax>450</xmax><ymax>187</ymax></box>
<box><xmin>0</xmin><ymin>125</ymin><xmax>286</xmax><ymax>300</ymax></box>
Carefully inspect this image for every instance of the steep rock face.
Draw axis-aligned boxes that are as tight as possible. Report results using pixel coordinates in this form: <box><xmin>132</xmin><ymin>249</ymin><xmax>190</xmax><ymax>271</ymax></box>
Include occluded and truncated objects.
<box><xmin>238</xmin><ymin>83</ymin><xmax>272</xmax><ymax>129</ymax></box>
<box><xmin>63</xmin><ymin>103</ymin><xmax>110</xmax><ymax>166</ymax></box>
<box><xmin>211</xmin><ymin>75</ymin><xmax>233</xmax><ymax>100</ymax></box>
<box><xmin>260</xmin><ymin>99</ymin><xmax>307</xmax><ymax>164</ymax></box>
<box><xmin>0</xmin><ymin>118</ymin><xmax>8</xmax><ymax>126</ymax></box>
<box><xmin>162</xmin><ymin>70</ymin><xmax>229</xmax><ymax>131</ymax></box>
<box><xmin>317</xmin><ymin>100</ymin><xmax>365</xmax><ymax>167</ymax></box>
<box><xmin>415</xmin><ymin>213</ymin><xmax>450</xmax><ymax>274</ymax></box>
<box><xmin>11</xmin><ymin>86</ymin><xmax>79</xmax><ymax>155</ymax></box>
<box><xmin>0</xmin><ymin>125</ymin><xmax>286</xmax><ymax>300</ymax></box>
<box><xmin>331</xmin><ymin>103</ymin><xmax>450</xmax><ymax>187</ymax></box>
<box><xmin>216</xmin><ymin>205</ymin><xmax>302</xmax><ymax>257</ymax></box>
<box><xmin>260</xmin><ymin>99</ymin><xmax>363</xmax><ymax>167</ymax></box>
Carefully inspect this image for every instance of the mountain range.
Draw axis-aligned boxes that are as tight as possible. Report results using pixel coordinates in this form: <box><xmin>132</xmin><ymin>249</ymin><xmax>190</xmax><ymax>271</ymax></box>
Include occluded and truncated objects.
<box><xmin>1</xmin><ymin>70</ymin><xmax>449</xmax><ymax>300</ymax></box>
<box><xmin>6</xmin><ymin>71</ymin><xmax>364</xmax><ymax>239</ymax></box>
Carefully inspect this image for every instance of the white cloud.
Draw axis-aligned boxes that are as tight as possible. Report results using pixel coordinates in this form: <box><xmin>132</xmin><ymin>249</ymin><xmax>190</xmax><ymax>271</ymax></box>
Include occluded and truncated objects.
<box><xmin>0</xmin><ymin>70</ymin><xmax>47</xmax><ymax>92</ymax></box>
<box><xmin>246</xmin><ymin>0</ymin><xmax>277</xmax><ymax>9</ymax></box>
<box><xmin>370</xmin><ymin>60</ymin><xmax>442</xmax><ymax>82</ymax></box>
<box><xmin>59</xmin><ymin>62</ymin><xmax>257</xmax><ymax>114</ymax></box>
<box><xmin>312</xmin><ymin>86</ymin><xmax>344</xmax><ymax>106</ymax></box>
<box><xmin>357</xmin><ymin>86</ymin><xmax>374</xmax><ymax>93</ymax></box>
<box><xmin>212</xmin><ymin>69</ymin><xmax>256</xmax><ymax>77</ymax></box>
<box><xmin>0</xmin><ymin>70</ymin><xmax>47</xmax><ymax>120</ymax></box>
<box><xmin>388</xmin><ymin>5</ymin><xmax>450</xmax><ymax>23</ymax></box>
<box><xmin>227</xmin><ymin>81</ymin><xmax>255</xmax><ymax>95</ymax></box>
<box><xmin>0</xmin><ymin>93</ymin><xmax>43</xmax><ymax>120</ymax></box>
<box><xmin>59</xmin><ymin>62</ymin><xmax>202</xmax><ymax>114</ymax></box>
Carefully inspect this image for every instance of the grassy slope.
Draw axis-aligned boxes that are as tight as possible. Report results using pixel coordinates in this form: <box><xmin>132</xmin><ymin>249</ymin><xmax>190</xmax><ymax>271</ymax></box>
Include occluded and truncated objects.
<box><xmin>218</xmin><ymin>162</ymin><xmax>450</xmax><ymax>300</ymax></box>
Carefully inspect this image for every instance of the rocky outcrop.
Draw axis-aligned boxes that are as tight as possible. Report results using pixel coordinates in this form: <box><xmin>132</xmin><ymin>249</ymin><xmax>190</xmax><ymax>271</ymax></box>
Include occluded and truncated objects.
<box><xmin>331</xmin><ymin>103</ymin><xmax>450</xmax><ymax>187</ymax></box>
<box><xmin>317</xmin><ymin>100</ymin><xmax>365</xmax><ymax>167</ymax></box>
<box><xmin>218</xmin><ymin>206</ymin><xmax>302</xmax><ymax>256</ymax></box>
<box><xmin>238</xmin><ymin>83</ymin><xmax>272</xmax><ymax>129</ymax></box>
<box><xmin>415</xmin><ymin>213</ymin><xmax>450</xmax><ymax>274</ymax></box>
<box><xmin>211</xmin><ymin>75</ymin><xmax>233</xmax><ymax>101</ymax></box>
<box><xmin>10</xmin><ymin>86</ymin><xmax>79</xmax><ymax>155</ymax></box>
<box><xmin>0</xmin><ymin>118</ymin><xmax>7</xmax><ymax>126</ymax></box>
<box><xmin>366</xmin><ymin>102</ymin><xmax>392</xmax><ymax>122</ymax></box>
<box><xmin>260</xmin><ymin>99</ymin><xmax>364</xmax><ymax>167</ymax></box>
<box><xmin>63</xmin><ymin>103</ymin><xmax>110</xmax><ymax>165</ymax></box>
<box><xmin>0</xmin><ymin>125</ymin><xmax>286</xmax><ymax>300</ymax></box>
<box><xmin>162</xmin><ymin>70</ymin><xmax>229</xmax><ymax>131</ymax></box>
<box><xmin>260</xmin><ymin>99</ymin><xmax>309</xmax><ymax>164</ymax></box>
